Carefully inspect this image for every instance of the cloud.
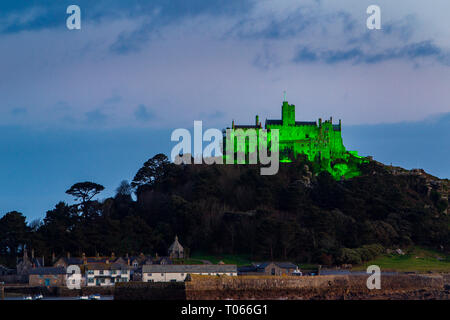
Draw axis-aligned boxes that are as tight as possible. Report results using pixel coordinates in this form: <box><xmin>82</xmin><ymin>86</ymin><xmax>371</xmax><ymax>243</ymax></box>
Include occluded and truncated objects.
<box><xmin>294</xmin><ymin>41</ymin><xmax>449</xmax><ymax>65</ymax></box>
<box><xmin>11</xmin><ymin>107</ymin><xmax>27</xmax><ymax>116</ymax></box>
<box><xmin>85</xmin><ymin>109</ymin><xmax>108</xmax><ymax>124</ymax></box>
<box><xmin>134</xmin><ymin>104</ymin><xmax>154</xmax><ymax>122</ymax></box>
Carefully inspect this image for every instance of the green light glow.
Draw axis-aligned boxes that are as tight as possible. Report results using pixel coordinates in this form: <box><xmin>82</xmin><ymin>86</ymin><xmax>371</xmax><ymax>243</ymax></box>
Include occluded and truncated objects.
<box><xmin>225</xmin><ymin>100</ymin><xmax>368</xmax><ymax>179</ymax></box>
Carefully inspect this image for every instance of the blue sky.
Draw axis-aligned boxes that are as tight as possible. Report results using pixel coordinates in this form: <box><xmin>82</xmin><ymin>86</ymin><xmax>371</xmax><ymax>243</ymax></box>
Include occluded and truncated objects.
<box><xmin>0</xmin><ymin>0</ymin><xmax>449</xmax><ymax>220</ymax></box>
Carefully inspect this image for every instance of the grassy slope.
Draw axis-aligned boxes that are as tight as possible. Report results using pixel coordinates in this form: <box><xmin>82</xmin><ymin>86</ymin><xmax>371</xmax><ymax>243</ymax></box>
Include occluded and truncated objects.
<box><xmin>354</xmin><ymin>247</ymin><xmax>450</xmax><ymax>273</ymax></box>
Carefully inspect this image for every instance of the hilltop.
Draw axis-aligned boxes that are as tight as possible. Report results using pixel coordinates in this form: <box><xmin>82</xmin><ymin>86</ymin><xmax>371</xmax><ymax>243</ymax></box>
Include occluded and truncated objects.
<box><xmin>0</xmin><ymin>153</ymin><xmax>448</xmax><ymax>268</ymax></box>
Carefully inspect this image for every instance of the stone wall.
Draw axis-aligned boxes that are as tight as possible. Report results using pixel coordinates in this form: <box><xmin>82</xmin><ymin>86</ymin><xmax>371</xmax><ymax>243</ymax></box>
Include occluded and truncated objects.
<box><xmin>184</xmin><ymin>274</ymin><xmax>446</xmax><ymax>300</ymax></box>
<box><xmin>112</xmin><ymin>274</ymin><xmax>448</xmax><ymax>300</ymax></box>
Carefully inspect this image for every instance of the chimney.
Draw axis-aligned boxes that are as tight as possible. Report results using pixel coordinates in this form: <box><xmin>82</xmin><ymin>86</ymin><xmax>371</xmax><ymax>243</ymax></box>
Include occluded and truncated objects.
<box><xmin>318</xmin><ymin>118</ymin><xmax>322</xmax><ymax>127</ymax></box>
<box><xmin>31</xmin><ymin>248</ymin><xmax>35</xmax><ymax>259</ymax></box>
<box><xmin>255</xmin><ymin>115</ymin><xmax>259</xmax><ymax>127</ymax></box>
<box><xmin>52</xmin><ymin>252</ymin><xmax>55</xmax><ymax>263</ymax></box>
<box><xmin>67</xmin><ymin>252</ymin><xmax>70</xmax><ymax>259</ymax></box>
<box><xmin>82</xmin><ymin>252</ymin><xmax>87</xmax><ymax>265</ymax></box>
<box><xmin>127</xmin><ymin>258</ymin><xmax>130</xmax><ymax>266</ymax></box>
<box><xmin>111</xmin><ymin>252</ymin><xmax>115</xmax><ymax>259</ymax></box>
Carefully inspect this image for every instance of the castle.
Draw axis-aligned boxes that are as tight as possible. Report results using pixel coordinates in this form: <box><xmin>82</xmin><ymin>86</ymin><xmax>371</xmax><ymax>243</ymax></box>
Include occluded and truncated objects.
<box><xmin>226</xmin><ymin>98</ymin><xmax>367</xmax><ymax>179</ymax></box>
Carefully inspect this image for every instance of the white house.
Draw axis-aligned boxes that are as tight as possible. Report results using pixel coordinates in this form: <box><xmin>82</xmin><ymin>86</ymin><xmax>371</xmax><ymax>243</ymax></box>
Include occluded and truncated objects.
<box><xmin>85</xmin><ymin>263</ymin><xmax>132</xmax><ymax>286</ymax></box>
<box><xmin>66</xmin><ymin>265</ymin><xmax>83</xmax><ymax>289</ymax></box>
<box><xmin>142</xmin><ymin>264</ymin><xmax>237</xmax><ymax>282</ymax></box>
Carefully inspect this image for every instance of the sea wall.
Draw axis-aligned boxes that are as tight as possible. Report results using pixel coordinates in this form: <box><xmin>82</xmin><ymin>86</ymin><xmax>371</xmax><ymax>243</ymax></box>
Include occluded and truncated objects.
<box><xmin>185</xmin><ymin>274</ymin><xmax>446</xmax><ymax>300</ymax></box>
<box><xmin>114</xmin><ymin>274</ymin><xmax>448</xmax><ymax>300</ymax></box>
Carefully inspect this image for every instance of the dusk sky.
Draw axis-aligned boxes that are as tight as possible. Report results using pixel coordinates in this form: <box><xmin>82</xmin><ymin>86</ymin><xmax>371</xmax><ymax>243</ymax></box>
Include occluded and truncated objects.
<box><xmin>0</xmin><ymin>0</ymin><xmax>449</xmax><ymax>221</ymax></box>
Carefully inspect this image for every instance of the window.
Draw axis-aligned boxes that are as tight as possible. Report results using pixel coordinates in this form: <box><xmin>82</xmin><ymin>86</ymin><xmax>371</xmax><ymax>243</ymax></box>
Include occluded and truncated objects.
<box><xmin>100</xmin><ymin>270</ymin><xmax>104</xmax><ymax>275</ymax></box>
<box><xmin>112</xmin><ymin>270</ymin><xmax>116</xmax><ymax>275</ymax></box>
<box><xmin>88</xmin><ymin>270</ymin><xmax>94</xmax><ymax>275</ymax></box>
<box><xmin>161</xmin><ymin>273</ymin><xmax>164</xmax><ymax>276</ymax></box>
<box><xmin>88</xmin><ymin>278</ymin><xmax>94</xmax><ymax>283</ymax></box>
<box><xmin>147</xmin><ymin>279</ymin><xmax>154</xmax><ymax>283</ymax></box>
<box><xmin>72</xmin><ymin>280</ymin><xmax>75</xmax><ymax>284</ymax></box>
<box><xmin>181</xmin><ymin>273</ymin><xmax>184</xmax><ymax>276</ymax></box>
<box><xmin>170</xmin><ymin>279</ymin><xmax>177</xmax><ymax>282</ymax></box>
<box><xmin>148</xmin><ymin>273</ymin><xmax>152</xmax><ymax>276</ymax></box>
<box><xmin>229</xmin><ymin>273</ymin><xmax>233</xmax><ymax>276</ymax></box>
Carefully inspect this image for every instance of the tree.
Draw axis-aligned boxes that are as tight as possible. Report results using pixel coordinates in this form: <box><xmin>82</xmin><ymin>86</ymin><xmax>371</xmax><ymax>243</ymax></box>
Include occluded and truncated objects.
<box><xmin>116</xmin><ymin>180</ymin><xmax>132</xmax><ymax>197</ymax></box>
<box><xmin>66</xmin><ymin>182</ymin><xmax>105</xmax><ymax>216</ymax></box>
<box><xmin>0</xmin><ymin>211</ymin><xmax>29</xmax><ymax>256</ymax></box>
<box><xmin>131</xmin><ymin>154</ymin><xmax>170</xmax><ymax>190</ymax></box>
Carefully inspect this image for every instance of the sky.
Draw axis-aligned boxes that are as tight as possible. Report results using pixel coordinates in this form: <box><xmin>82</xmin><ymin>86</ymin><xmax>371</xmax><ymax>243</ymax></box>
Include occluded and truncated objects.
<box><xmin>0</xmin><ymin>0</ymin><xmax>449</xmax><ymax>221</ymax></box>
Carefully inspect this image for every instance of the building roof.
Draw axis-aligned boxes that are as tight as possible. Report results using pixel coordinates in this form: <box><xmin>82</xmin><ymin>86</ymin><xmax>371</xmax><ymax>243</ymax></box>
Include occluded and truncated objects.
<box><xmin>85</xmin><ymin>263</ymin><xmax>132</xmax><ymax>271</ymax></box>
<box><xmin>142</xmin><ymin>264</ymin><xmax>237</xmax><ymax>274</ymax></box>
<box><xmin>59</xmin><ymin>257</ymin><xmax>84</xmax><ymax>265</ymax></box>
<box><xmin>265</xmin><ymin>120</ymin><xmax>317</xmax><ymax>126</ymax></box>
<box><xmin>265</xmin><ymin>119</ymin><xmax>282</xmax><ymax>125</ymax></box>
<box><xmin>29</xmin><ymin>267</ymin><xmax>66</xmax><ymax>275</ymax></box>
<box><xmin>296</xmin><ymin>121</ymin><xmax>317</xmax><ymax>126</ymax></box>
<box><xmin>237</xmin><ymin>265</ymin><xmax>257</xmax><ymax>273</ymax></box>
<box><xmin>234</xmin><ymin>125</ymin><xmax>261</xmax><ymax>129</ymax></box>
<box><xmin>252</xmin><ymin>262</ymin><xmax>298</xmax><ymax>270</ymax></box>
<box><xmin>274</xmin><ymin>262</ymin><xmax>298</xmax><ymax>269</ymax></box>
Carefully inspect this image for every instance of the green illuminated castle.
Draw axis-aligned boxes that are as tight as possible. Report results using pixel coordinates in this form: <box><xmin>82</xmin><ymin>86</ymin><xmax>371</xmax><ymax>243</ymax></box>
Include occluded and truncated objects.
<box><xmin>227</xmin><ymin>98</ymin><xmax>368</xmax><ymax>179</ymax></box>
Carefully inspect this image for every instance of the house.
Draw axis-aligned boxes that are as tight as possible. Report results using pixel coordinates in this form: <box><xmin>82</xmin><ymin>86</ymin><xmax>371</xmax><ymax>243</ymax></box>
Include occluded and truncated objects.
<box><xmin>168</xmin><ymin>236</ymin><xmax>184</xmax><ymax>259</ymax></box>
<box><xmin>115</xmin><ymin>253</ymin><xmax>156</xmax><ymax>268</ymax></box>
<box><xmin>85</xmin><ymin>263</ymin><xmax>132</xmax><ymax>286</ymax></box>
<box><xmin>142</xmin><ymin>264</ymin><xmax>237</xmax><ymax>282</ymax></box>
<box><xmin>28</xmin><ymin>267</ymin><xmax>66</xmax><ymax>287</ymax></box>
<box><xmin>53</xmin><ymin>256</ymin><xmax>84</xmax><ymax>268</ymax></box>
<box><xmin>16</xmin><ymin>249</ymin><xmax>44</xmax><ymax>276</ymax></box>
<box><xmin>153</xmin><ymin>256</ymin><xmax>172</xmax><ymax>265</ymax></box>
<box><xmin>66</xmin><ymin>265</ymin><xmax>83</xmax><ymax>289</ymax></box>
<box><xmin>238</xmin><ymin>262</ymin><xmax>299</xmax><ymax>276</ymax></box>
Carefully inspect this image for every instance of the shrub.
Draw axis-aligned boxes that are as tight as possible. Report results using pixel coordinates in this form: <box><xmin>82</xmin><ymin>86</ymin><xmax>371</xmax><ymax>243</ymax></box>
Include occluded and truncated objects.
<box><xmin>338</xmin><ymin>248</ymin><xmax>362</xmax><ymax>265</ymax></box>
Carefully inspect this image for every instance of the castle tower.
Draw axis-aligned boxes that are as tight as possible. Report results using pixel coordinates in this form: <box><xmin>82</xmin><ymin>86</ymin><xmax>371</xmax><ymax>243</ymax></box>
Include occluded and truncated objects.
<box><xmin>282</xmin><ymin>101</ymin><xmax>295</xmax><ymax>126</ymax></box>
